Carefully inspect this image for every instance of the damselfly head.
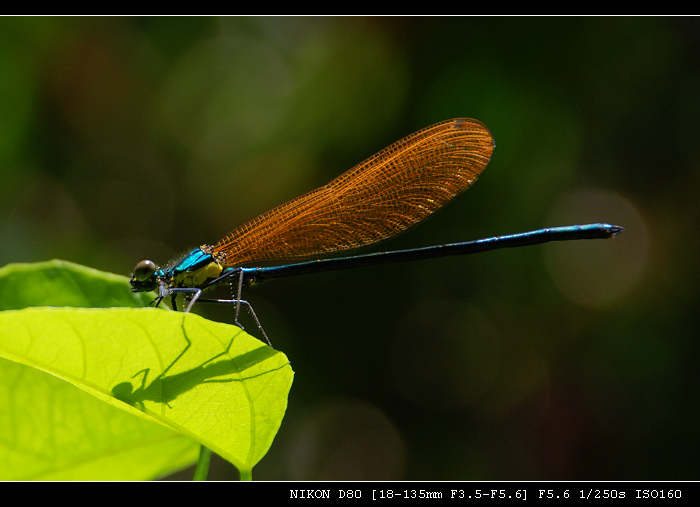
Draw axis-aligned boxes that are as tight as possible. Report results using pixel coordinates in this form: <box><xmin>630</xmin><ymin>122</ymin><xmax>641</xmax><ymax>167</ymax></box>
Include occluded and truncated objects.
<box><xmin>130</xmin><ymin>259</ymin><xmax>158</xmax><ymax>292</ymax></box>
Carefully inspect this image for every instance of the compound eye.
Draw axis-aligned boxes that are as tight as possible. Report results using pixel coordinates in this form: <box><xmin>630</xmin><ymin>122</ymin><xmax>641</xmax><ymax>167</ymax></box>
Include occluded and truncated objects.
<box><xmin>133</xmin><ymin>260</ymin><xmax>157</xmax><ymax>282</ymax></box>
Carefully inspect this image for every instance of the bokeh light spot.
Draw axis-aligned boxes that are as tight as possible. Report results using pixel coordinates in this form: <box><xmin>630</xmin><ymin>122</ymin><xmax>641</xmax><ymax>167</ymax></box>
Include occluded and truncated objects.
<box><xmin>543</xmin><ymin>188</ymin><xmax>648</xmax><ymax>308</ymax></box>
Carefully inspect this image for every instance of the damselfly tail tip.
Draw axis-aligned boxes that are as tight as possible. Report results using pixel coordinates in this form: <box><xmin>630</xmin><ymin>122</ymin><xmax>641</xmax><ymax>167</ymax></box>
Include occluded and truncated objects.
<box><xmin>606</xmin><ymin>224</ymin><xmax>625</xmax><ymax>237</ymax></box>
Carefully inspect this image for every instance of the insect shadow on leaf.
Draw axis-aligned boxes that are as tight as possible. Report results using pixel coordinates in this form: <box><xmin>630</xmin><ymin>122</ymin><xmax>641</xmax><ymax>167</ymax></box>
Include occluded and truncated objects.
<box><xmin>111</xmin><ymin>329</ymin><xmax>282</xmax><ymax>411</ymax></box>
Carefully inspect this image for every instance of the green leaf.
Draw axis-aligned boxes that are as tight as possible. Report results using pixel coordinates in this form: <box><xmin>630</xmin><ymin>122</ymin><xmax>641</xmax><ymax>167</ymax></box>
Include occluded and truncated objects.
<box><xmin>0</xmin><ymin>259</ymin><xmax>156</xmax><ymax>310</ymax></box>
<box><xmin>0</xmin><ymin>356</ymin><xmax>198</xmax><ymax>480</ymax></box>
<box><xmin>0</xmin><ymin>260</ymin><xmax>293</xmax><ymax>480</ymax></box>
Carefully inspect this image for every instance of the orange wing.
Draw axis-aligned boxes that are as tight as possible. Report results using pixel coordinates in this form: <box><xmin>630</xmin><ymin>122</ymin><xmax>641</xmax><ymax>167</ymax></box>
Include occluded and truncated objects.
<box><xmin>213</xmin><ymin>118</ymin><xmax>495</xmax><ymax>267</ymax></box>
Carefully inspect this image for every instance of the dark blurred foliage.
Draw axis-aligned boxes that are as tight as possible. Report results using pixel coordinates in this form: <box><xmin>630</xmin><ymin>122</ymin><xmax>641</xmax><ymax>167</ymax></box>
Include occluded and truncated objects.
<box><xmin>1</xmin><ymin>16</ymin><xmax>697</xmax><ymax>480</ymax></box>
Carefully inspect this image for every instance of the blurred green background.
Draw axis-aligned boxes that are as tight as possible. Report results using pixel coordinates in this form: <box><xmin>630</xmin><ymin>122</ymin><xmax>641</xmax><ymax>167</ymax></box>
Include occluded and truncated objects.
<box><xmin>1</xmin><ymin>16</ymin><xmax>695</xmax><ymax>480</ymax></box>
